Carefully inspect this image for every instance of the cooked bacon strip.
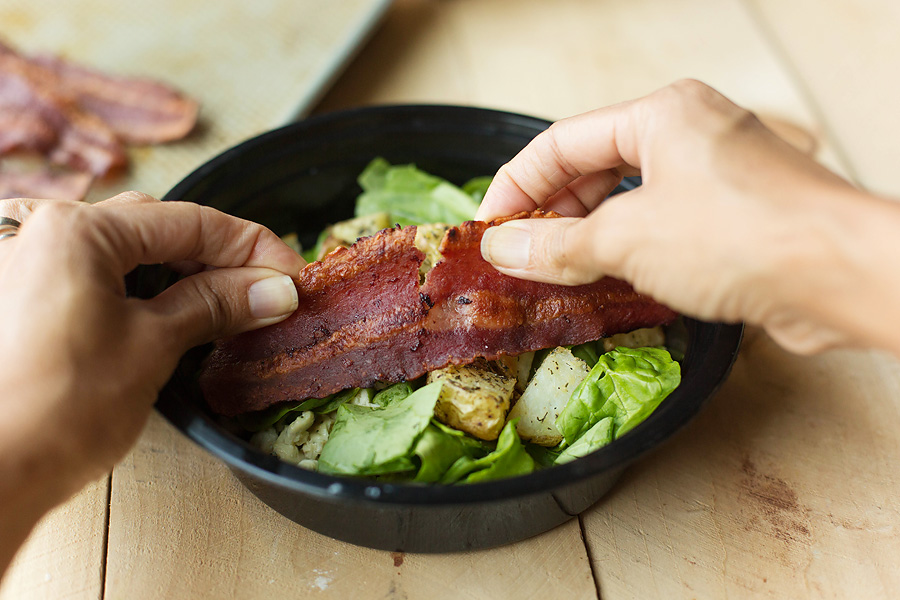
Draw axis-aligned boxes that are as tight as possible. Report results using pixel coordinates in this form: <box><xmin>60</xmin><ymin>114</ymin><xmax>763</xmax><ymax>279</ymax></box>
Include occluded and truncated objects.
<box><xmin>201</xmin><ymin>213</ymin><xmax>678</xmax><ymax>417</ymax></box>
<box><xmin>0</xmin><ymin>47</ymin><xmax>127</xmax><ymax>175</ymax></box>
<box><xmin>33</xmin><ymin>54</ymin><xmax>198</xmax><ymax>145</ymax></box>
<box><xmin>0</xmin><ymin>39</ymin><xmax>197</xmax><ymax>186</ymax></box>
<box><xmin>0</xmin><ymin>106</ymin><xmax>57</xmax><ymax>155</ymax></box>
<box><xmin>0</xmin><ymin>167</ymin><xmax>92</xmax><ymax>202</ymax></box>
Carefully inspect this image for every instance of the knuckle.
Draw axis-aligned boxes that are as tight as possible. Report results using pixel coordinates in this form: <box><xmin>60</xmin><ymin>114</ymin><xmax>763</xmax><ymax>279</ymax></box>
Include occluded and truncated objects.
<box><xmin>0</xmin><ymin>197</ymin><xmax>26</xmax><ymax>214</ymax></box>
<box><xmin>669</xmin><ymin>78</ymin><xmax>713</xmax><ymax>99</ymax></box>
<box><xmin>542</xmin><ymin>123</ymin><xmax>580</xmax><ymax>182</ymax></box>
<box><xmin>113</xmin><ymin>190</ymin><xmax>159</xmax><ymax>205</ymax></box>
<box><xmin>189</xmin><ymin>277</ymin><xmax>235</xmax><ymax>335</ymax></box>
<box><xmin>728</xmin><ymin>105</ymin><xmax>763</xmax><ymax>134</ymax></box>
<box><xmin>28</xmin><ymin>201</ymin><xmax>84</xmax><ymax>235</ymax></box>
<box><xmin>655</xmin><ymin>79</ymin><xmax>725</xmax><ymax>118</ymax></box>
<box><xmin>542</xmin><ymin>225</ymin><xmax>571</xmax><ymax>272</ymax></box>
<box><xmin>541</xmin><ymin>221</ymin><xmax>595</xmax><ymax>285</ymax></box>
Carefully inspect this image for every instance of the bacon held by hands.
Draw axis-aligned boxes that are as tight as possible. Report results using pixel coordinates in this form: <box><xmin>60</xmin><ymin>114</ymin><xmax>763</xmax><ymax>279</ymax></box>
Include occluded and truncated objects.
<box><xmin>200</xmin><ymin>212</ymin><xmax>678</xmax><ymax>417</ymax></box>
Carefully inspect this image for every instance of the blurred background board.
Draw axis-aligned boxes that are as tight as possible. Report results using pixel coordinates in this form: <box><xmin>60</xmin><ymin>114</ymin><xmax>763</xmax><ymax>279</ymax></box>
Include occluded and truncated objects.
<box><xmin>0</xmin><ymin>0</ymin><xmax>392</xmax><ymax>202</ymax></box>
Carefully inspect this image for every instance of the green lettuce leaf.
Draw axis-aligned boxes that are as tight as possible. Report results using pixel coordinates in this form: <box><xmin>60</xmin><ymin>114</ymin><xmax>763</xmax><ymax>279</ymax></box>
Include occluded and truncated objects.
<box><xmin>440</xmin><ymin>420</ymin><xmax>535</xmax><ymax>484</ymax></box>
<box><xmin>372</xmin><ymin>382</ymin><xmax>414</xmax><ymax>407</ymax></box>
<box><xmin>556</xmin><ymin>347</ymin><xmax>681</xmax><ymax>445</ymax></box>
<box><xmin>235</xmin><ymin>388</ymin><xmax>358</xmax><ymax>432</ymax></box>
<box><xmin>413</xmin><ymin>425</ymin><xmax>471</xmax><ymax>483</ymax></box>
<box><xmin>461</xmin><ymin>176</ymin><xmax>493</xmax><ymax>203</ymax></box>
<box><xmin>301</xmin><ymin>227</ymin><xmax>331</xmax><ymax>263</ymax></box>
<box><xmin>318</xmin><ymin>382</ymin><xmax>442</xmax><ymax>476</ymax></box>
<box><xmin>524</xmin><ymin>443</ymin><xmax>563</xmax><ymax>468</ymax></box>
<box><xmin>554</xmin><ymin>417</ymin><xmax>614</xmax><ymax>465</ymax></box>
<box><xmin>569</xmin><ymin>341</ymin><xmax>601</xmax><ymax>367</ymax></box>
<box><xmin>355</xmin><ymin>157</ymin><xmax>480</xmax><ymax>226</ymax></box>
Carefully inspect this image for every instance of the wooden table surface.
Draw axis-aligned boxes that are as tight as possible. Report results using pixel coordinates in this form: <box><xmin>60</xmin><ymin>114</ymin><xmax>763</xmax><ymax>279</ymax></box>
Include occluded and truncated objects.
<box><xmin>3</xmin><ymin>1</ymin><xmax>900</xmax><ymax>598</ymax></box>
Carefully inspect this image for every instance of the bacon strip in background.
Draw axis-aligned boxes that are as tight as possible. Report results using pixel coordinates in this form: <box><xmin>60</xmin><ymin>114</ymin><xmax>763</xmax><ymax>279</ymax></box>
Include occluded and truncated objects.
<box><xmin>0</xmin><ymin>40</ymin><xmax>198</xmax><ymax>200</ymax></box>
<box><xmin>201</xmin><ymin>213</ymin><xmax>678</xmax><ymax>417</ymax></box>
<box><xmin>0</xmin><ymin>42</ymin><xmax>128</xmax><ymax>176</ymax></box>
<box><xmin>33</xmin><ymin>54</ymin><xmax>199</xmax><ymax>145</ymax></box>
<box><xmin>0</xmin><ymin>167</ymin><xmax>92</xmax><ymax>203</ymax></box>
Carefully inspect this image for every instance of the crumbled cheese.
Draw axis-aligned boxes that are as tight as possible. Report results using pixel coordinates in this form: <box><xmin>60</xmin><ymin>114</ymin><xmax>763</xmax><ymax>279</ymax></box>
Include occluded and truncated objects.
<box><xmin>252</xmin><ymin>410</ymin><xmax>337</xmax><ymax>470</ymax></box>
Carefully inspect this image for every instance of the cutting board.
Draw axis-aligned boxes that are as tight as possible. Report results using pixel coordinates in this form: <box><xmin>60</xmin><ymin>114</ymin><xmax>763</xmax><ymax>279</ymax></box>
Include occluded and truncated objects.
<box><xmin>0</xmin><ymin>0</ymin><xmax>392</xmax><ymax>202</ymax></box>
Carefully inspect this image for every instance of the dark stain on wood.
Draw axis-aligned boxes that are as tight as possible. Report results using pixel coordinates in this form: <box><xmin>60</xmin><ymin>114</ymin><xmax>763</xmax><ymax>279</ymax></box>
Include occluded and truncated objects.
<box><xmin>740</xmin><ymin>456</ymin><xmax>811</xmax><ymax>543</ymax></box>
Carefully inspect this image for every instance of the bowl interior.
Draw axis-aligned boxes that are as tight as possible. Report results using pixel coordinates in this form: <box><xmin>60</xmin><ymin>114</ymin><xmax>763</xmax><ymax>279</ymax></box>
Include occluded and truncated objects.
<box><xmin>137</xmin><ymin>105</ymin><xmax>743</xmax><ymax>507</ymax></box>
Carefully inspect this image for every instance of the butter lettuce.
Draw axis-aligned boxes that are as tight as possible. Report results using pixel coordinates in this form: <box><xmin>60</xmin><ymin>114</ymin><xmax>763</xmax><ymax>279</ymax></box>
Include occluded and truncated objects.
<box><xmin>372</xmin><ymin>382</ymin><xmax>415</xmax><ymax>407</ymax></box>
<box><xmin>236</xmin><ymin>387</ymin><xmax>358</xmax><ymax>432</ymax></box>
<box><xmin>355</xmin><ymin>157</ymin><xmax>484</xmax><ymax>226</ymax></box>
<box><xmin>318</xmin><ymin>382</ymin><xmax>442</xmax><ymax>476</ymax></box>
<box><xmin>554</xmin><ymin>417</ymin><xmax>614</xmax><ymax>465</ymax></box>
<box><xmin>461</xmin><ymin>176</ymin><xmax>493</xmax><ymax>203</ymax></box>
<box><xmin>556</xmin><ymin>347</ymin><xmax>681</xmax><ymax>446</ymax></box>
<box><xmin>569</xmin><ymin>341</ymin><xmax>601</xmax><ymax>367</ymax></box>
<box><xmin>412</xmin><ymin>423</ymin><xmax>489</xmax><ymax>483</ymax></box>
<box><xmin>440</xmin><ymin>420</ymin><xmax>535</xmax><ymax>484</ymax></box>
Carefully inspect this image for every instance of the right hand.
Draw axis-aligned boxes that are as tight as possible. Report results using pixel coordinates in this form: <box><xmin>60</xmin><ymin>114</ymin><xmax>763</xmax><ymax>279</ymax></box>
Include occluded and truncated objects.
<box><xmin>477</xmin><ymin>80</ymin><xmax>899</xmax><ymax>355</ymax></box>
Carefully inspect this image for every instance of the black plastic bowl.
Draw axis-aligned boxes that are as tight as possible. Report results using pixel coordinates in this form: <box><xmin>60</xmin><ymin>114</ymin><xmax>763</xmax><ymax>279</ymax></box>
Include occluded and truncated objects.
<box><xmin>135</xmin><ymin>105</ymin><xmax>743</xmax><ymax>552</ymax></box>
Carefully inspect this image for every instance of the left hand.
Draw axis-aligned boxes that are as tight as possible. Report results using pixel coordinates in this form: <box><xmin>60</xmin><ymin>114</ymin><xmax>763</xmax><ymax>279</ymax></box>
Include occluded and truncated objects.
<box><xmin>0</xmin><ymin>192</ymin><xmax>304</xmax><ymax>572</ymax></box>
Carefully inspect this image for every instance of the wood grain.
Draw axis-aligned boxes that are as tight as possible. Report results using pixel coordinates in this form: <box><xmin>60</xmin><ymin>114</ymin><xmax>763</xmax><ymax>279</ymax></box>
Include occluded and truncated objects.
<box><xmin>0</xmin><ymin>477</ymin><xmax>109</xmax><ymax>600</ymax></box>
<box><xmin>584</xmin><ymin>332</ymin><xmax>900</xmax><ymax>598</ymax></box>
<box><xmin>315</xmin><ymin>0</ymin><xmax>851</xmax><ymax>176</ymax></box>
<box><xmin>104</xmin><ymin>414</ymin><xmax>598</xmax><ymax>600</ymax></box>
<box><xmin>743</xmin><ymin>0</ymin><xmax>900</xmax><ymax>195</ymax></box>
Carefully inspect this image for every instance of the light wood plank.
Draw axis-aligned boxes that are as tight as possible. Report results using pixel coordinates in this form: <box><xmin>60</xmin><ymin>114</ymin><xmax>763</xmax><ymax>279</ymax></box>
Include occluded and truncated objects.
<box><xmin>583</xmin><ymin>331</ymin><xmax>900</xmax><ymax>599</ymax></box>
<box><xmin>315</xmin><ymin>0</ymin><xmax>850</xmax><ymax>176</ymax></box>
<box><xmin>743</xmin><ymin>0</ymin><xmax>900</xmax><ymax>195</ymax></box>
<box><xmin>0</xmin><ymin>477</ymin><xmax>109</xmax><ymax>600</ymax></box>
<box><xmin>104</xmin><ymin>414</ymin><xmax>597</xmax><ymax>600</ymax></box>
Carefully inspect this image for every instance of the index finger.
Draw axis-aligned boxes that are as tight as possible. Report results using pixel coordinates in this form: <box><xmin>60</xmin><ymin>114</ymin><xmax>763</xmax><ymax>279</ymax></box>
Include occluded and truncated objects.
<box><xmin>0</xmin><ymin>197</ymin><xmax>68</xmax><ymax>221</ymax></box>
<box><xmin>476</xmin><ymin>100</ymin><xmax>643</xmax><ymax>221</ymax></box>
<box><xmin>90</xmin><ymin>200</ymin><xmax>305</xmax><ymax>277</ymax></box>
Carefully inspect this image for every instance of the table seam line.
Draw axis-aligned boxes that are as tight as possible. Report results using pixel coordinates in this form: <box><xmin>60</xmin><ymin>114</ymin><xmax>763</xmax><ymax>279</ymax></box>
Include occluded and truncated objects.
<box><xmin>578</xmin><ymin>514</ymin><xmax>602</xmax><ymax>600</ymax></box>
<box><xmin>736</xmin><ymin>0</ymin><xmax>862</xmax><ymax>187</ymax></box>
<box><xmin>99</xmin><ymin>470</ymin><xmax>112</xmax><ymax>600</ymax></box>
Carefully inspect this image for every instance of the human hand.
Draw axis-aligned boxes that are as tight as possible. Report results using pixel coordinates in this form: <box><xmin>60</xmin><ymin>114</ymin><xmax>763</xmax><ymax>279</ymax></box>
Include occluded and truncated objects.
<box><xmin>477</xmin><ymin>80</ymin><xmax>900</xmax><ymax>356</ymax></box>
<box><xmin>0</xmin><ymin>192</ymin><xmax>303</xmax><ymax>563</ymax></box>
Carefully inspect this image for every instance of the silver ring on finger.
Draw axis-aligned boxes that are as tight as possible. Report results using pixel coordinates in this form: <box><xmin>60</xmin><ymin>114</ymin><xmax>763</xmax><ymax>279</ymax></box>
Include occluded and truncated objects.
<box><xmin>0</xmin><ymin>217</ymin><xmax>21</xmax><ymax>241</ymax></box>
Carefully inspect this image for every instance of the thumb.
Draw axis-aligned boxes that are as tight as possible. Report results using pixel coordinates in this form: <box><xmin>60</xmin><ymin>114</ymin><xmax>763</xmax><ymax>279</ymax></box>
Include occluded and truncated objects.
<box><xmin>480</xmin><ymin>217</ymin><xmax>608</xmax><ymax>286</ymax></box>
<box><xmin>141</xmin><ymin>267</ymin><xmax>299</xmax><ymax>351</ymax></box>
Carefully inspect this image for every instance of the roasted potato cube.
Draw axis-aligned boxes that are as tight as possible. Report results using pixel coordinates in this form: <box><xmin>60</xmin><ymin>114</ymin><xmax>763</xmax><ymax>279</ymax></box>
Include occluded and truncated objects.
<box><xmin>331</xmin><ymin>212</ymin><xmax>392</xmax><ymax>244</ymax></box>
<box><xmin>601</xmin><ymin>326</ymin><xmax>666</xmax><ymax>353</ymax></box>
<box><xmin>427</xmin><ymin>362</ymin><xmax>515</xmax><ymax>441</ymax></box>
<box><xmin>316</xmin><ymin>213</ymin><xmax>393</xmax><ymax>260</ymax></box>
<box><xmin>315</xmin><ymin>228</ymin><xmax>343</xmax><ymax>260</ymax></box>
<box><xmin>507</xmin><ymin>347</ymin><xmax>590</xmax><ymax>446</ymax></box>
<box><xmin>514</xmin><ymin>352</ymin><xmax>535</xmax><ymax>392</ymax></box>
<box><xmin>280</xmin><ymin>232</ymin><xmax>302</xmax><ymax>255</ymax></box>
<box><xmin>414</xmin><ymin>223</ymin><xmax>450</xmax><ymax>276</ymax></box>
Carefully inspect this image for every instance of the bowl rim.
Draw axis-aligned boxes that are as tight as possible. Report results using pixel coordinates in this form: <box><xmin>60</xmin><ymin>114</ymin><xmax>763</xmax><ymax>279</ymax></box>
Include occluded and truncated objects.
<box><xmin>156</xmin><ymin>103</ymin><xmax>744</xmax><ymax>506</ymax></box>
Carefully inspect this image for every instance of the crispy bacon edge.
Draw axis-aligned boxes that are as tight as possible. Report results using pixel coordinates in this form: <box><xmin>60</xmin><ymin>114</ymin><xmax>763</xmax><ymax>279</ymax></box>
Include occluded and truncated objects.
<box><xmin>200</xmin><ymin>213</ymin><xmax>678</xmax><ymax>417</ymax></box>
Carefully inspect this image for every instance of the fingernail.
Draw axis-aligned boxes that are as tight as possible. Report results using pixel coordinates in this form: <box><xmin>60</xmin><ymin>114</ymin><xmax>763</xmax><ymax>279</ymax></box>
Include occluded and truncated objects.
<box><xmin>481</xmin><ymin>224</ymin><xmax>532</xmax><ymax>269</ymax></box>
<box><xmin>248</xmin><ymin>275</ymin><xmax>298</xmax><ymax>319</ymax></box>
